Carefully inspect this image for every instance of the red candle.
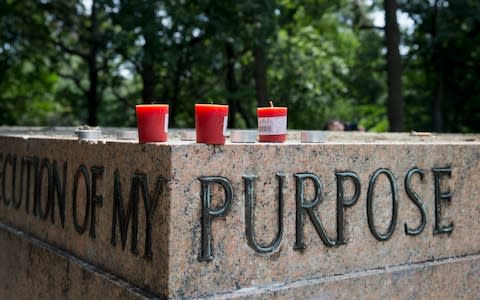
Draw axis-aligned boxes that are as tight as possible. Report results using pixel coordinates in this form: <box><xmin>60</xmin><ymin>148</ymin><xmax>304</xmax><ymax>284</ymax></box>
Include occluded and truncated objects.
<box><xmin>136</xmin><ymin>104</ymin><xmax>169</xmax><ymax>143</ymax></box>
<box><xmin>257</xmin><ymin>101</ymin><xmax>287</xmax><ymax>142</ymax></box>
<box><xmin>195</xmin><ymin>104</ymin><xmax>229</xmax><ymax>145</ymax></box>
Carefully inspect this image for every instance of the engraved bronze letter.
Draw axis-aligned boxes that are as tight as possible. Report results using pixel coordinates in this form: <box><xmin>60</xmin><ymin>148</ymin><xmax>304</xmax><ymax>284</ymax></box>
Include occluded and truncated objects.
<box><xmin>22</xmin><ymin>156</ymin><xmax>36</xmax><ymax>214</ymax></box>
<box><xmin>72</xmin><ymin>165</ymin><xmax>91</xmax><ymax>234</ymax></box>
<box><xmin>52</xmin><ymin>161</ymin><xmax>67</xmax><ymax>227</ymax></box>
<box><xmin>294</xmin><ymin>173</ymin><xmax>336</xmax><ymax>250</ymax></box>
<box><xmin>111</xmin><ymin>170</ymin><xmax>139</xmax><ymax>255</ymax></box>
<box><xmin>243</xmin><ymin>173</ymin><xmax>285</xmax><ymax>254</ymax></box>
<box><xmin>404</xmin><ymin>167</ymin><xmax>427</xmax><ymax>235</ymax></box>
<box><xmin>136</xmin><ymin>174</ymin><xmax>163</xmax><ymax>259</ymax></box>
<box><xmin>432</xmin><ymin>167</ymin><xmax>454</xmax><ymax>234</ymax></box>
<box><xmin>36</xmin><ymin>158</ymin><xmax>53</xmax><ymax>221</ymax></box>
<box><xmin>367</xmin><ymin>168</ymin><xmax>398</xmax><ymax>241</ymax></box>
<box><xmin>2</xmin><ymin>154</ymin><xmax>16</xmax><ymax>206</ymax></box>
<box><xmin>198</xmin><ymin>176</ymin><xmax>233</xmax><ymax>262</ymax></box>
<box><xmin>89</xmin><ymin>166</ymin><xmax>104</xmax><ymax>238</ymax></box>
<box><xmin>335</xmin><ymin>171</ymin><xmax>361</xmax><ymax>245</ymax></box>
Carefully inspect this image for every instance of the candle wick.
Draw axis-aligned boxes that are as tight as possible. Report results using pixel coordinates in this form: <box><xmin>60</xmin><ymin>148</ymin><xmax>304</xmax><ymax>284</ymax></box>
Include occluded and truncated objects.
<box><xmin>269</xmin><ymin>101</ymin><xmax>274</xmax><ymax>107</ymax></box>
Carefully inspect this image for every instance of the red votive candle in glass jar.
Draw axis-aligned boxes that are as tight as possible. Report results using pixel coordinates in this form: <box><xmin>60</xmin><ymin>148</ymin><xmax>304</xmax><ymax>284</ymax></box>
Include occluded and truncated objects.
<box><xmin>195</xmin><ymin>103</ymin><xmax>229</xmax><ymax>145</ymax></box>
<box><xmin>257</xmin><ymin>101</ymin><xmax>287</xmax><ymax>142</ymax></box>
<box><xmin>136</xmin><ymin>104</ymin><xmax>169</xmax><ymax>143</ymax></box>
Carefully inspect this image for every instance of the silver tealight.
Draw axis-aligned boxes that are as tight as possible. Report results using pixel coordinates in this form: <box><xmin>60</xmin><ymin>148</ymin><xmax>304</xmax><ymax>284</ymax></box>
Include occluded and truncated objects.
<box><xmin>75</xmin><ymin>128</ymin><xmax>103</xmax><ymax>140</ymax></box>
<box><xmin>300</xmin><ymin>131</ymin><xmax>326</xmax><ymax>143</ymax></box>
<box><xmin>230</xmin><ymin>130</ymin><xmax>257</xmax><ymax>143</ymax></box>
<box><xmin>116</xmin><ymin>130</ymin><xmax>138</xmax><ymax>140</ymax></box>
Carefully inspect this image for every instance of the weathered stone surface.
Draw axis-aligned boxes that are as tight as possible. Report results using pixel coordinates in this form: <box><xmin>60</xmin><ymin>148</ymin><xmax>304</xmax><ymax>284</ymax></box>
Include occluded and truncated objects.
<box><xmin>0</xmin><ymin>135</ymin><xmax>172</xmax><ymax>297</ymax></box>
<box><xmin>0</xmin><ymin>222</ymin><xmax>152</xmax><ymax>299</ymax></box>
<box><xmin>0</xmin><ymin>127</ymin><xmax>478</xmax><ymax>299</ymax></box>
<box><xmin>168</xmin><ymin>142</ymin><xmax>480</xmax><ymax>298</ymax></box>
<box><xmin>212</xmin><ymin>254</ymin><xmax>480</xmax><ymax>299</ymax></box>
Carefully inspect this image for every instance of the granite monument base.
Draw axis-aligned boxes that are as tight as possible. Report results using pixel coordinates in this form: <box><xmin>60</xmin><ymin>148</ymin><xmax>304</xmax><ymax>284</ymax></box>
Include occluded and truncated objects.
<box><xmin>0</xmin><ymin>128</ymin><xmax>478</xmax><ymax>299</ymax></box>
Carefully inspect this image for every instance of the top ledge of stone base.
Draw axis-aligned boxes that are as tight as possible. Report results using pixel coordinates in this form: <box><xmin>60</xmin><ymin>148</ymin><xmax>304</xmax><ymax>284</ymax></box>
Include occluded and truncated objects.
<box><xmin>0</xmin><ymin>126</ymin><xmax>479</xmax><ymax>145</ymax></box>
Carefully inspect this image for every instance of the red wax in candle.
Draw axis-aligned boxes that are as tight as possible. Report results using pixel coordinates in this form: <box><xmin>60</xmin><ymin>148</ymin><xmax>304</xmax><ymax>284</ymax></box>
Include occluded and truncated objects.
<box><xmin>257</xmin><ymin>106</ymin><xmax>288</xmax><ymax>142</ymax></box>
<box><xmin>195</xmin><ymin>104</ymin><xmax>229</xmax><ymax>145</ymax></box>
<box><xmin>136</xmin><ymin>104</ymin><xmax>169</xmax><ymax>143</ymax></box>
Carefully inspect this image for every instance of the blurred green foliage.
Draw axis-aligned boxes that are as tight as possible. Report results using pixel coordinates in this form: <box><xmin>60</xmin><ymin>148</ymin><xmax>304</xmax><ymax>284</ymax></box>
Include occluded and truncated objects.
<box><xmin>0</xmin><ymin>0</ymin><xmax>478</xmax><ymax>132</ymax></box>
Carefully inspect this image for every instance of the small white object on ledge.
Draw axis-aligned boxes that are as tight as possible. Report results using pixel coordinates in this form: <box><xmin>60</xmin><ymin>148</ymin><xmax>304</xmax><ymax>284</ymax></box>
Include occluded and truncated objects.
<box><xmin>180</xmin><ymin>131</ymin><xmax>196</xmax><ymax>141</ymax></box>
<box><xmin>75</xmin><ymin>129</ymin><xmax>102</xmax><ymax>140</ymax></box>
<box><xmin>301</xmin><ymin>131</ymin><xmax>326</xmax><ymax>143</ymax></box>
<box><xmin>230</xmin><ymin>130</ymin><xmax>257</xmax><ymax>143</ymax></box>
<box><xmin>75</xmin><ymin>127</ymin><xmax>103</xmax><ymax>144</ymax></box>
<box><xmin>116</xmin><ymin>130</ymin><xmax>138</xmax><ymax>140</ymax></box>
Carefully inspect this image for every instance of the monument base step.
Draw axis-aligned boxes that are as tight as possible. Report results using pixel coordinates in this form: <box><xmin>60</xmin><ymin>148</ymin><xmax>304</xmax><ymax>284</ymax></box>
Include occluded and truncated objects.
<box><xmin>0</xmin><ymin>222</ymin><xmax>156</xmax><ymax>300</ymax></box>
<box><xmin>212</xmin><ymin>253</ymin><xmax>480</xmax><ymax>299</ymax></box>
<box><xmin>1</xmin><ymin>221</ymin><xmax>478</xmax><ymax>299</ymax></box>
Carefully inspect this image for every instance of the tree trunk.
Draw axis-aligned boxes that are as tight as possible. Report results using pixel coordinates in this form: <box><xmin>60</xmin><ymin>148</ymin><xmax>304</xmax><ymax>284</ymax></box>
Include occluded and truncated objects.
<box><xmin>169</xmin><ymin>55</ymin><xmax>184</xmax><ymax>128</ymax></box>
<box><xmin>225</xmin><ymin>42</ymin><xmax>238</xmax><ymax>128</ymax></box>
<box><xmin>384</xmin><ymin>0</ymin><xmax>404</xmax><ymax>132</ymax></box>
<box><xmin>433</xmin><ymin>73</ymin><xmax>444</xmax><ymax>131</ymax></box>
<box><xmin>141</xmin><ymin>8</ymin><xmax>157</xmax><ymax>104</ymax></box>
<box><xmin>141</xmin><ymin>63</ymin><xmax>156</xmax><ymax>103</ymax></box>
<box><xmin>87</xmin><ymin>55</ymin><xmax>98</xmax><ymax>126</ymax></box>
<box><xmin>87</xmin><ymin>0</ymin><xmax>99</xmax><ymax>126</ymax></box>
<box><xmin>431</xmin><ymin>0</ymin><xmax>443</xmax><ymax>132</ymax></box>
<box><xmin>253</xmin><ymin>46</ymin><xmax>268</xmax><ymax>107</ymax></box>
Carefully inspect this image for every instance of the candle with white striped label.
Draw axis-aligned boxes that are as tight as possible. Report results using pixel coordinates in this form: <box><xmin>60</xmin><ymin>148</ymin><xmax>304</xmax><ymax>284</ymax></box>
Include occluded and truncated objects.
<box><xmin>257</xmin><ymin>101</ymin><xmax>287</xmax><ymax>143</ymax></box>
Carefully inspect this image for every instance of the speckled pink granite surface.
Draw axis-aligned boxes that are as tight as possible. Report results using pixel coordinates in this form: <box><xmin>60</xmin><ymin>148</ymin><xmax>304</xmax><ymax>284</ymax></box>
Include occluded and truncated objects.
<box><xmin>0</xmin><ymin>128</ymin><xmax>478</xmax><ymax>299</ymax></box>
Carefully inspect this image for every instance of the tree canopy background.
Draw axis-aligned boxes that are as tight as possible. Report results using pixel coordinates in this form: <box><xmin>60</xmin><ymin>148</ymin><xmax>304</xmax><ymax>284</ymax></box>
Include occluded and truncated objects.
<box><xmin>1</xmin><ymin>0</ymin><xmax>479</xmax><ymax>132</ymax></box>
